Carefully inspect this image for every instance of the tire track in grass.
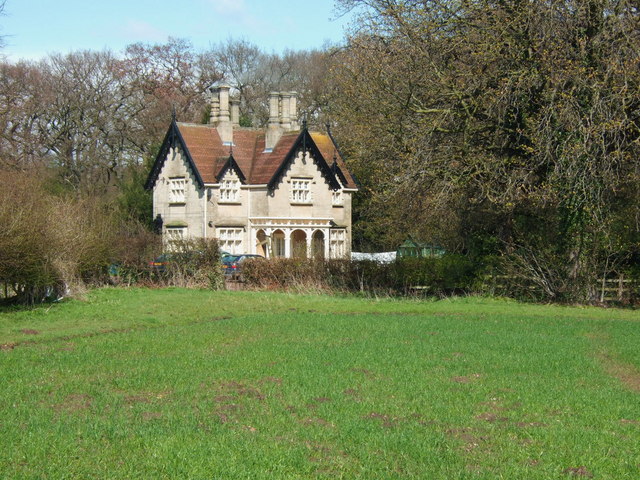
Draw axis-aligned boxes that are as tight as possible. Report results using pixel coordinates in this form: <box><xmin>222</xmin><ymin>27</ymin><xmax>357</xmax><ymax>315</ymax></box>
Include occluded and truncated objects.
<box><xmin>586</xmin><ymin>331</ymin><xmax>640</xmax><ymax>393</ymax></box>
<box><xmin>0</xmin><ymin>315</ymin><xmax>232</xmax><ymax>352</ymax></box>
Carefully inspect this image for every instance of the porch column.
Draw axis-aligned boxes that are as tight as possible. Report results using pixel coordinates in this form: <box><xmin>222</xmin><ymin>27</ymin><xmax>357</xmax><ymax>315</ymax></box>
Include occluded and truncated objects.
<box><xmin>265</xmin><ymin>228</ymin><xmax>272</xmax><ymax>259</ymax></box>
<box><xmin>324</xmin><ymin>229</ymin><xmax>330</xmax><ymax>259</ymax></box>
<box><xmin>284</xmin><ymin>229</ymin><xmax>291</xmax><ymax>258</ymax></box>
<box><xmin>306</xmin><ymin>229</ymin><xmax>313</xmax><ymax>258</ymax></box>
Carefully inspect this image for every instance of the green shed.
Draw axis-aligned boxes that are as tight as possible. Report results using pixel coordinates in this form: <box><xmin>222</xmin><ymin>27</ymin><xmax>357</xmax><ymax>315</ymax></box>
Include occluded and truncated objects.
<box><xmin>397</xmin><ymin>236</ymin><xmax>445</xmax><ymax>258</ymax></box>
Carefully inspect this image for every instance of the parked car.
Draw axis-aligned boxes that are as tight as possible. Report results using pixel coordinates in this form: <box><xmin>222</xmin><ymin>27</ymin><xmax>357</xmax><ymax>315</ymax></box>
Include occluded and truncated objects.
<box><xmin>222</xmin><ymin>254</ymin><xmax>264</xmax><ymax>280</ymax></box>
<box><xmin>150</xmin><ymin>250</ymin><xmax>236</xmax><ymax>275</ymax></box>
<box><xmin>148</xmin><ymin>253</ymin><xmax>172</xmax><ymax>273</ymax></box>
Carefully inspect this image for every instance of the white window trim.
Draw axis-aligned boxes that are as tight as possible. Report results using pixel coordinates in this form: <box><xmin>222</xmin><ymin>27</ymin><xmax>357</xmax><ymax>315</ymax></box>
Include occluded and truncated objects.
<box><xmin>218</xmin><ymin>172</ymin><xmax>241</xmax><ymax>204</ymax></box>
<box><xmin>291</xmin><ymin>178</ymin><xmax>312</xmax><ymax>204</ymax></box>
<box><xmin>330</xmin><ymin>229</ymin><xmax>347</xmax><ymax>259</ymax></box>
<box><xmin>169</xmin><ymin>177</ymin><xmax>186</xmax><ymax>204</ymax></box>
<box><xmin>166</xmin><ymin>227</ymin><xmax>186</xmax><ymax>250</ymax></box>
<box><xmin>332</xmin><ymin>189</ymin><xmax>344</xmax><ymax>207</ymax></box>
<box><xmin>217</xmin><ymin>227</ymin><xmax>244</xmax><ymax>254</ymax></box>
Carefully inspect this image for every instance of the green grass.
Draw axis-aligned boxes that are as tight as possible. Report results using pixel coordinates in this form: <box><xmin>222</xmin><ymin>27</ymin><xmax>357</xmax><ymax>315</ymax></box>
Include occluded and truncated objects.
<box><xmin>1</xmin><ymin>288</ymin><xmax>639</xmax><ymax>479</ymax></box>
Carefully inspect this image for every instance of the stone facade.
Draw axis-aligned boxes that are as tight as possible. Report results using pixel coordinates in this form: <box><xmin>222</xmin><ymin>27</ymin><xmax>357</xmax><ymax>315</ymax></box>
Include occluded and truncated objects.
<box><xmin>146</xmin><ymin>89</ymin><xmax>357</xmax><ymax>259</ymax></box>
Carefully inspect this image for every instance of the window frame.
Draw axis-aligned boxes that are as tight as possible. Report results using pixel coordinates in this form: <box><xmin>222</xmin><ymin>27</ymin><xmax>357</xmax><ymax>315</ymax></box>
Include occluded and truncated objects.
<box><xmin>216</xmin><ymin>227</ymin><xmax>244</xmax><ymax>254</ymax></box>
<box><xmin>168</xmin><ymin>177</ymin><xmax>186</xmax><ymax>204</ymax></box>
<box><xmin>218</xmin><ymin>173</ymin><xmax>241</xmax><ymax>204</ymax></box>
<box><xmin>290</xmin><ymin>178</ymin><xmax>312</xmax><ymax>204</ymax></box>
<box><xmin>330</xmin><ymin>229</ymin><xmax>346</xmax><ymax>258</ymax></box>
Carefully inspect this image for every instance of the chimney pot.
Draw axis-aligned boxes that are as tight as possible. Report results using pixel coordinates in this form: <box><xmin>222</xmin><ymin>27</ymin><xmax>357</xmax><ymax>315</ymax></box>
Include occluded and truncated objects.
<box><xmin>266</xmin><ymin>92</ymin><xmax>283</xmax><ymax>150</ymax></box>
<box><xmin>280</xmin><ymin>92</ymin><xmax>291</xmax><ymax>131</ymax></box>
<box><xmin>230</xmin><ymin>99</ymin><xmax>240</xmax><ymax>127</ymax></box>
<box><xmin>288</xmin><ymin>91</ymin><xmax>298</xmax><ymax>130</ymax></box>
<box><xmin>215</xmin><ymin>85</ymin><xmax>233</xmax><ymax>144</ymax></box>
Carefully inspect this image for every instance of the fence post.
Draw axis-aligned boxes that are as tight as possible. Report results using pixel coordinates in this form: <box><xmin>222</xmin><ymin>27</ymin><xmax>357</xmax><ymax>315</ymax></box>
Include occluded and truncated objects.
<box><xmin>618</xmin><ymin>274</ymin><xmax>624</xmax><ymax>301</ymax></box>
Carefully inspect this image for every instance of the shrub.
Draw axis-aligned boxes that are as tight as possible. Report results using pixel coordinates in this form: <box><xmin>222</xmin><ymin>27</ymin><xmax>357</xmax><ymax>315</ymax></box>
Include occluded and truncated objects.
<box><xmin>159</xmin><ymin>238</ymin><xmax>224</xmax><ymax>290</ymax></box>
<box><xmin>241</xmin><ymin>254</ymin><xmax>482</xmax><ymax>296</ymax></box>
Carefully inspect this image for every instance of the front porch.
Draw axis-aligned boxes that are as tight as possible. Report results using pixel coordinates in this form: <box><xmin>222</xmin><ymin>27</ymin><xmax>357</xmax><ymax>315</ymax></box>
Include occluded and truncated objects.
<box><xmin>249</xmin><ymin>217</ymin><xmax>347</xmax><ymax>259</ymax></box>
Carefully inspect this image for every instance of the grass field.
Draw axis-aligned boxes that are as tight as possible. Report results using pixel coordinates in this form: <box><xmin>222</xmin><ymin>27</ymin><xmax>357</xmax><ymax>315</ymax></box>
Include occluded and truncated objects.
<box><xmin>1</xmin><ymin>288</ymin><xmax>639</xmax><ymax>479</ymax></box>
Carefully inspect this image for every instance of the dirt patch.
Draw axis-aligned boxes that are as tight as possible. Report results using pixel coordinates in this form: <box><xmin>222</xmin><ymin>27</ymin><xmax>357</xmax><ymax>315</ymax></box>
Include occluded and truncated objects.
<box><xmin>218</xmin><ymin>381</ymin><xmax>265</xmax><ymax>401</ymax></box>
<box><xmin>124</xmin><ymin>394</ymin><xmax>151</xmax><ymax>404</ymax></box>
<box><xmin>350</xmin><ymin>367</ymin><xmax>378</xmax><ymax>379</ymax></box>
<box><xmin>315</xmin><ymin>396</ymin><xmax>331</xmax><ymax>402</ymax></box>
<box><xmin>123</xmin><ymin>390</ymin><xmax>171</xmax><ymax>405</ymax></box>
<box><xmin>300</xmin><ymin>416</ymin><xmax>335</xmax><ymax>428</ymax></box>
<box><xmin>142</xmin><ymin>411</ymin><xmax>163</xmax><ymax>421</ymax></box>
<box><xmin>1</xmin><ymin>315</ymin><xmax>236</xmax><ymax>352</ymax></box>
<box><xmin>258</xmin><ymin>376</ymin><xmax>282</xmax><ymax>385</ymax></box>
<box><xmin>563</xmin><ymin>466</ymin><xmax>593</xmax><ymax>477</ymax></box>
<box><xmin>364</xmin><ymin>412</ymin><xmax>398</xmax><ymax>428</ymax></box>
<box><xmin>598</xmin><ymin>353</ymin><xmax>640</xmax><ymax>393</ymax></box>
<box><xmin>207</xmin><ymin>379</ymin><xmax>268</xmax><ymax>424</ymax></box>
<box><xmin>54</xmin><ymin>393</ymin><xmax>92</xmax><ymax>413</ymax></box>
<box><xmin>446</xmin><ymin>427</ymin><xmax>490</xmax><ymax>453</ymax></box>
<box><xmin>620</xmin><ymin>418</ymin><xmax>639</xmax><ymax>425</ymax></box>
<box><xmin>20</xmin><ymin>329</ymin><xmax>40</xmax><ymax>335</ymax></box>
<box><xmin>452</xmin><ymin>373</ymin><xmax>482</xmax><ymax>384</ymax></box>
<box><xmin>57</xmin><ymin>342</ymin><xmax>76</xmax><ymax>352</ymax></box>
<box><xmin>476</xmin><ymin>412</ymin><xmax>508</xmax><ymax>423</ymax></box>
<box><xmin>516</xmin><ymin>421</ymin><xmax>548</xmax><ymax>428</ymax></box>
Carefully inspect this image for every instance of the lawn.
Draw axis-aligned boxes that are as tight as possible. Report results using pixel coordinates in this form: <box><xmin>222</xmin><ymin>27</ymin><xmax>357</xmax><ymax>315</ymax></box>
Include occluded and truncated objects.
<box><xmin>1</xmin><ymin>288</ymin><xmax>639</xmax><ymax>479</ymax></box>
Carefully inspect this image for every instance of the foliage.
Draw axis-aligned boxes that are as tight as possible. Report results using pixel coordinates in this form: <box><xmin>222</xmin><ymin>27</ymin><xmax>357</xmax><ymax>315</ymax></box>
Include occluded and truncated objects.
<box><xmin>241</xmin><ymin>255</ymin><xmax>480</xmax><ymax>296</ymax></box>
<box><xmin>331</xmin><ymin>0</ymin><xmax>640</xmax><ymax>301</ymax></box>
<box><xmin>0</xmin><ymin>169</ymin><xmax>120</xmax><ymax>303</ymax></box>
<box><xmin>160</xmin><ymin>238</ymin><xmax>225</xmax><ymax>290</ymax></box>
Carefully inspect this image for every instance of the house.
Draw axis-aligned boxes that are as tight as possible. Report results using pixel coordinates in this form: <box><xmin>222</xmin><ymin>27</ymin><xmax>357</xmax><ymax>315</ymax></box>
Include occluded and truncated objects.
<box><xmin>145</xmin><ymin>86</ymin><xmax>358</xmax><ymax>259</ymax></box>
<box><xmin>396</xmin><ymin>236</ymin><xmax>445</xmax><ymax>258</ymax></box>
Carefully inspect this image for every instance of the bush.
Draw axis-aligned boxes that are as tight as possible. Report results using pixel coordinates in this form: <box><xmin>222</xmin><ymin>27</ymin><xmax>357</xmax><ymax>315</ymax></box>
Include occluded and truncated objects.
<box><xmin>0</xmin><ymin>172</ymin><xmax>123</xmax><ymax>303</ymax></box>
<box><xmin>241</xmin><ymin>254</ymin><xmax>481</xmax><ymax>296</ymax></box>
<box><xmin>158</xmin><ymin>238</ymin><xmax>224</xmax><ymax>290</ymax></box>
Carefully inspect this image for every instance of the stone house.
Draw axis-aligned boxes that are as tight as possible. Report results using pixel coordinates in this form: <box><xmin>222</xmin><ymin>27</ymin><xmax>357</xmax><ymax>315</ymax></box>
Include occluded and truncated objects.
<box><xmin>145</xmin><ymin>86</ymin><xmax>357</xmax><ymax>258</ymax></box>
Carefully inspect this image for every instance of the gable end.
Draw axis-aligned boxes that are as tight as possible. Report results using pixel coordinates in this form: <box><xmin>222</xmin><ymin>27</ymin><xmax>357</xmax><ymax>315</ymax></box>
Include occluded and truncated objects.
<box><xmin>145</xmin><ymin>120</ymin><xmax>205</xmax><ymax>190</ymax></box>
<box><xmin>267</xmin><ymin>128</ymin><xmax>341</xmax><ymax>192</ymax></box>
<box><xmin>216</xmin><ymin>153</ymin><xmax>247</xmax><ymax>184</ymax></box>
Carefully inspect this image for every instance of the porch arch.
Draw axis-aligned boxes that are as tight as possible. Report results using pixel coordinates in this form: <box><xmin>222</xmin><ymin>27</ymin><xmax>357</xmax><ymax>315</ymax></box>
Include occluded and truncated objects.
<box><xmin>312</xmin><ymin>230</ymin><xmax>325</xmax><ymax>260</ymax></box>
<box><xmin>272</xmin><ymin>229</ymin><xmax>286</xmax><ymax>258</ymax></box>
<box><xmin>256</xmin><ymin>229</ymin><xmax>267</xmax><ymax>257</ymax></box>
<box><xmin>291</xmin><ymin>229</ymin><xmax>307</xmax><ymax>259</ymax></box>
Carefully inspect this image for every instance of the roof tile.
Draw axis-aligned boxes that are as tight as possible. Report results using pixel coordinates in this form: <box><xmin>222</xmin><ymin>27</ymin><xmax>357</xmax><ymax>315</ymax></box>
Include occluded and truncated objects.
<box><xmin>175</xmin><ymin>123</ymin><xmax>356</xmax><ymax>189</ymax></box>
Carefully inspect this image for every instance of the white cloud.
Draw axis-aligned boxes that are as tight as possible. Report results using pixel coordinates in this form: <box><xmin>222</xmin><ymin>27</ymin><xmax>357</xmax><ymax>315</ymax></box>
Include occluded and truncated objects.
<box><xmin>209</xmin><ymin>0</ymin><xmax>247</xmax><ymax>15</ymax></box>
<box><xmin>121</xmin><ymin>20</ymin><xmax>167</xmax><ymax>43</ymax></box>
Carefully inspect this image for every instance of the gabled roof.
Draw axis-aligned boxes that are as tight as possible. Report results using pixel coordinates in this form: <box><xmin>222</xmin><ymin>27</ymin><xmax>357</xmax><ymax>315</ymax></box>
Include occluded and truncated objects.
<box><xmin>216</xmin><ymin>153</ymin><xmax>246</xmax><ymax>183</ymax></box>
<box><xmin>145</xmin><ymin>120</ymin><xmax>358</xmax><ymax>191</ymax></box>
<box><xmin>145</xmin><ymin>119</ymin><xmax>206</xmax><ymax>189</ymax></box>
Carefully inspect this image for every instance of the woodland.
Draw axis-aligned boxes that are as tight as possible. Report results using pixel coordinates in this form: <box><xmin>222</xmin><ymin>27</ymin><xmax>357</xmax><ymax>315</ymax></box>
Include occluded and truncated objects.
<box><xmin>1</xmin><ymin>0</ymin><xmax>639</xmax><ymax>303</ymax></box>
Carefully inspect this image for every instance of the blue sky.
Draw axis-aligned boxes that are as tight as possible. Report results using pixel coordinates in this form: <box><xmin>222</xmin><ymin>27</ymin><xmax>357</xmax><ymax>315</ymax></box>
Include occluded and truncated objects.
<box><xmin>2</xmin><ymin>0</ymin><xmax>353</xmax><ymax>60</ymax></box>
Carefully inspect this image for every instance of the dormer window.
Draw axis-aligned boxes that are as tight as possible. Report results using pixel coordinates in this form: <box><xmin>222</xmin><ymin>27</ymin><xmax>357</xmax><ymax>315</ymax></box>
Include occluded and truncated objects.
<box><xmin>291</xmin><ymin>178</ymin><xmax>312</xmax><ymax>204</ymax></box>
<box><xmin>332</xmin><ymin>189</ymin><xmax>343</xmax><ymax>206</ymax></box>
<box><xmin>169</xmin><ymin>177</ymin><xmax>186</xmax><ymax>204</ymax></box>
<box><xmin>219</xmin><ymin>171</ymin><xmax>240</xmax><ymax>203</ymax></box>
